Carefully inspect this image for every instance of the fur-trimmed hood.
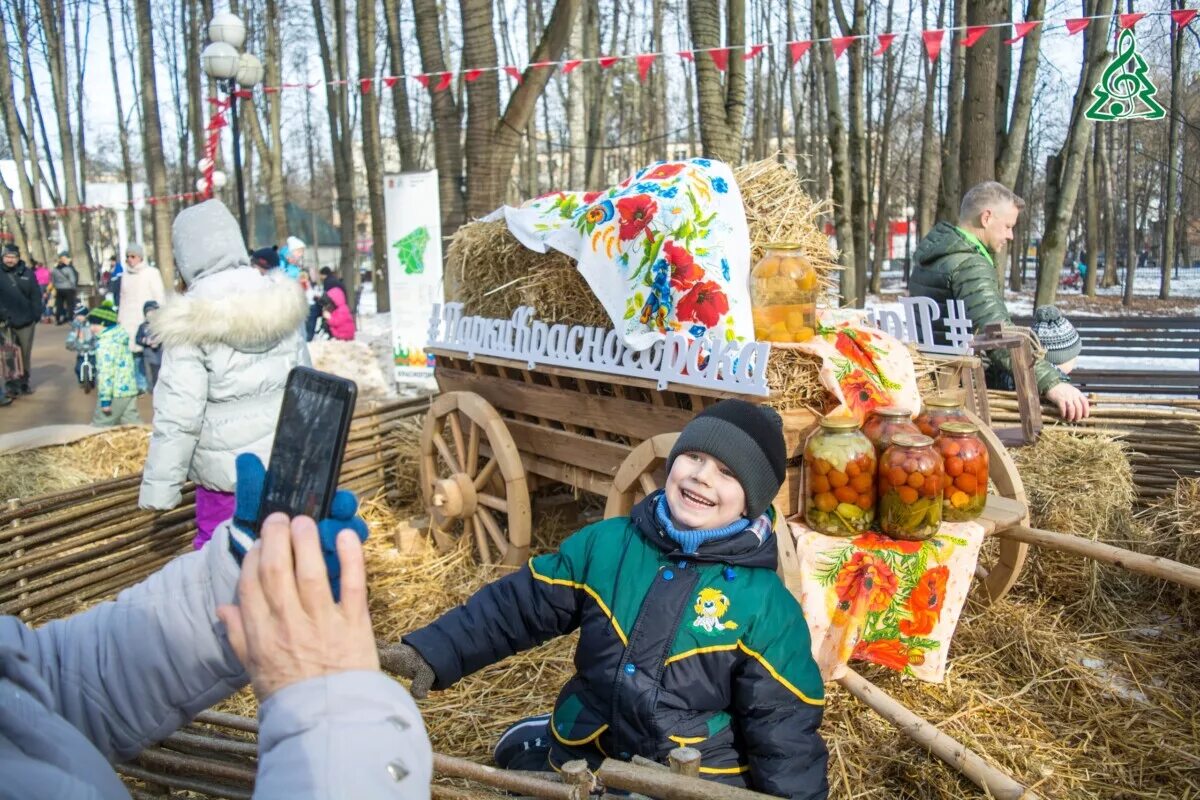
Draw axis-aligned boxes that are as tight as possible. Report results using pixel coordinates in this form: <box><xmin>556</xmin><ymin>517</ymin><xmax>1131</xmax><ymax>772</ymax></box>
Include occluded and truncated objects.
<box><xmin>152</xmin><ymin>267</ymin><xmax>308</xmax><ymax>352</ymax></box>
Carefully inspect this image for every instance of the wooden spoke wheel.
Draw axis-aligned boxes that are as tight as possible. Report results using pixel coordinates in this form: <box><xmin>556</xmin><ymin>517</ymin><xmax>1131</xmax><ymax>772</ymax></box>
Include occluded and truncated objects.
<box><xmin>604</xmin><ymin>433</ymin><xmax>679</xmax><ymax>519</ymax></box>
<box><xmin>420</xmin><ymin>391</ymin><xmax>531</xmax><ymax>567</ymax></box>
<box><xmin>964</xmin><ymin>409</ymin><xmax>1030</xmax><ymax>605</ymax></box>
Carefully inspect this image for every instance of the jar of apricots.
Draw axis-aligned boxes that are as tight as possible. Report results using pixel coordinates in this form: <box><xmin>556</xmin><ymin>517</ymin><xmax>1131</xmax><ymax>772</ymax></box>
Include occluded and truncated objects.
<box><xmin>750</xmin><ymin>243</ymin><xmax>818</xmax><ymax>344</ymax></box>
<box><xmin>935</xmin><ymin>422</ymin><xmax>989</xmax><ymax>521</ymax></box>
<box><xmin>913</xmin><ymin>394</ymin><xmax>970</xmax><ymax>438</ymax></box>
<box><xmin>803</xmin><ymin>414</ymin><xmax>877</xmax><ymax>536</ymax></box>
<box><xmin>862</xmin><ymin>407</ymin><xmax>920</xmax><ymax>456</ymax></box>
<box><xmin>877</xmin><ymin>433</ymin><xmax>944</xmax><ymax>541</ymax></box>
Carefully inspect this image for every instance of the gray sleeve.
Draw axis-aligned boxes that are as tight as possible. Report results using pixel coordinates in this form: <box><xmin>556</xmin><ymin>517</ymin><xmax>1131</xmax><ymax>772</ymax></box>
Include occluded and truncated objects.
<box><xmin>255</xmin><ymin>670</ymin><xmax>433</xmax><ymax>800</ymax></box>
<box><xmin>140</xmin><ymin>343</ymin><xmax>208</xmax><ymax>509</ymax></box>
<box><xmin>1</xmin><ymin>522</ymin><xmax>248</xmax><ymax>762</ymax></box>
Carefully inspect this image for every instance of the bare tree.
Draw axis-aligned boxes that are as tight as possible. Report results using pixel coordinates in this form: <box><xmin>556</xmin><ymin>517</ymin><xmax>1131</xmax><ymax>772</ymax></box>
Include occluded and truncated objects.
<box><xmin>813</xmin><ymin>0</ymin><xmax>856</xmax><ymax>303</ymax></box>
<box><xmin>133</xmin><ymin>0</ymin><xmax>174</xmax><ymax>286</ymax></box>
<box><xmin>832</xmin><ymin>0</ymin><xmax>868</xmax><ymax>304</ymax></box>
<box><xmin>915</xmin><ymin>0</ymin><xmax>944</xmax><ymax>239</ymax></box>
<box><xmin>936</xmin><ymin>0</ymin><xmax>966</xmax><ymax>222</ymax></box>
<box><xmin>1083</xmin><ymin>128</ymin><xmax>1100</xmax><ymax>296</ymax></box>
<box><xmin>242</xmin><ymin>0</ymin><xmax>289</xmax><ymax>244</ymax></box>
<box><xmin>1160</xmin><ymin>0</ymin><xmax>1184</xmax><ymax>300</ymax></box>
<box><xmin>996</xmin><ymin>0</ymin><xmax>1044</xmax><ymax>186</ymax></box>
<box><xmin>357</xmin><ymin>0</ymin><xmax>389</xmax><ymax>311</ymax></box>
<box><xmin>0</xmin><ymin>4</ymin><xmax>38</xmax><ymax>261</ymax></box>
<box><xmin>382</xmin><ymin>0</ymin><xmax>418</xmax><ymax>171</ymax></box>
<box><xmin>687</xmin><ymin>0</ymin><xmax>747</xmax><ymax>164</ymax></box>
<box><xmin>959</xmin><ymin>0</ymin><xmax>1005</xmax><ymax>193</ymax></box>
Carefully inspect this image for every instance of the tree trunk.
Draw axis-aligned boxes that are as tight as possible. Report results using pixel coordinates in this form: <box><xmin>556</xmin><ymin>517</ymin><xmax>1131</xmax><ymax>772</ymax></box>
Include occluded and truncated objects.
<box><xmin>1159</xmin><ymin>0</ymin><xmax>1183</xmax><ymax>301</ymax></box>
<box><xmin>241</xmin><ymin>0</ymin><xmax>288</xmax><ymax>247</ymax></box>
<box><xmin>102</xmin><ymin>0</ymin><xmax>135</xmax><ymax>236</ymax></box>
<box><xmin>916</xmin><ymin>0</ymin><xmax>945</xmax><ymax>238</ymax></box>
<box><xmin>936</xmin><ymin>0</ymin><xmax>967</xmax><ymax>223</ymax></box>
<box><xmin>411</xmin><ymin>0</ymin><xmax>467</xmax><ymax>239</ymax></box>
<box><xmin>355</xmin><ymin>0</ymin><xmax>389</xmax><ymax>311</ymax></box>
<box><xmin>133</xmin><ymin>0</ymin><xmax>173</xmax><ymax>286</ymax></box>
<box><xmin>1100</xmin><ymin>124</ymin><xmax>1118</xmax><ymax>287</ymax></box>
<box><xmin>687</xmin><ymin>0</ymin><xmax>747</xmax><ymax>165</ymax></box>
<box><xmin>382</xmin><ymin>0</ymin><xmax>418</xmax><ymax>171</ymax></box>
<box><xmin>1122</xmin><ymin>119</ymin><xmax>1136</xmax><ymax>307</ymax></box>
<box><xmin>813</xmin><ymin>0</ymin><xmax>856</xmax><ymax>304</ymax></box>
<box><xmin>959</xmin><ymin>0</ymin><xmax>1004</xmax><ymax>192</ymax></box>
<box><xmin>1035</xmin><ymin>0</ymin><xmax>1112</xmax><ymax>309</ymax></box>
<box><xmin>0</xmin><ymin>4</ymin><xmax>38</xmax><ymax>261</ymax></box>
<box><xmin>870</xmin><ymin>0</ymin><xmax>901</xmax><ymax>295</ymax></box>
<box><xmin>1084</xmin><ymin>129</ymin><xmax>1100</xmax><ymax>296</ymax></box>
<box><xmin>996</xmin><ymin>0</ymin><xmax>1044</xmax><ymax>186</ymax></box>
<box><xmin>833</xmin><ymin>0</ymin><xmax>868</xmax><ymax>304</ymax></box>
<box><xmin>566</xmin><ymin>4</ymin><xmax>587</xmax><ymax>186</ymax></box>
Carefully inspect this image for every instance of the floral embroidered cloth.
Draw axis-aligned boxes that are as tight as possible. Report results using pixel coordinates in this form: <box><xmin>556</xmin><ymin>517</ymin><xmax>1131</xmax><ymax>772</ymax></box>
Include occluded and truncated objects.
<box><xmin>781</xmin><ymin>310</ymin><xmax>923</xmax><ymax>420</ymax></box>
<box><xmin>487</xmin><ymin>159</ymin><xmax>752</xmax><ymax>350</ymax></box>
<box><xmin>787</xmin><ymin>519</ymin><xmax>985</xmax><ymax>683</ymax></box>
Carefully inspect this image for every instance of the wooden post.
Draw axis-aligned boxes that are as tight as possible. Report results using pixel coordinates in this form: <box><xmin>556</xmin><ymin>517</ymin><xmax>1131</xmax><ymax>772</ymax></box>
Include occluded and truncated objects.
<box><xmin>8</xmin><ymin>498</ymin><xmax>28</xmax><ymax>620</ymax></box>
<box><xmin>668</xmin><ymin>747</ymin><xmax>701</xmax><ymax>778</ymax></box>
<box><xmin>433</xmin><ymin>753</ymin><xmax>577</xmax><ymax>800</ymax></box>
<box><xmin>560</xmin><ymin>759</ymin><xmax>596</xmax><ymax>797</ymax></box>
<box><xmin>597</xmin><ymin>758</ymin><xmax>779</xmax><ymax>800</ymax></box>
<box><xmin>836</xmin><ymin>668</ymin><xmax>1038</xmax><ymax>800</ymax></box>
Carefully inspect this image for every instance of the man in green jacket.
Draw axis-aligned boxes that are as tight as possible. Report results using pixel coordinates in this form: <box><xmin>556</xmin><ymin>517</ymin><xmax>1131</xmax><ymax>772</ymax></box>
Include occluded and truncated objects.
<box><xmin>910</xmin><ymin>181</ymin><xmax>1090</xmax><ymax>421</ymax></box>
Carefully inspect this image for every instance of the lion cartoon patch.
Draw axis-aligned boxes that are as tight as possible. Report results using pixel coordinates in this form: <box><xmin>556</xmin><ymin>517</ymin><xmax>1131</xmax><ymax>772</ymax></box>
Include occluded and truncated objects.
<box><xmin>692</xmin><ymin>588</ymin><xmax>739</xmax><ymax>634</ymax></box>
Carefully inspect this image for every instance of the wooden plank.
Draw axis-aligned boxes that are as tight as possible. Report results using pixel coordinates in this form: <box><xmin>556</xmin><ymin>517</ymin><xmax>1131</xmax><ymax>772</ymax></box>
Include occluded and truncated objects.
<box><xmin>503</xmin><ymin>418</ymin><xmax>632</xmax><ymax>478</ymax></box>
<box><xmin>517</xmin><ymin>452</ymin><xmax>614</xmax><ymax>498</ymax></box>
<box><xmin>436</xmin><ymin>366</ymin><xmax>694</xmax><ymax>441</ymax></box>
<box><xmin>976</xmin><ymin>495</ymin><xmax>1026</xmax><ymax>536</ymax></box>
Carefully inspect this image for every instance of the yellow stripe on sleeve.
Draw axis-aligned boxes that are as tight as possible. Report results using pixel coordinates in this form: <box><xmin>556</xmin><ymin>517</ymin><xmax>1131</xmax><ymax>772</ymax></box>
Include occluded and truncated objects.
<box><xmin>528</xmin><ymin>559</ymin><xmax>628</xmax><ymax>645</ymax></box>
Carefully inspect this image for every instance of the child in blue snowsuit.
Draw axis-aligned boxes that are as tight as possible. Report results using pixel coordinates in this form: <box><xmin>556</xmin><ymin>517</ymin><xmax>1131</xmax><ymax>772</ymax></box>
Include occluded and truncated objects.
<box><xmin>65</xmin><ymin>302</ymin><xmax>97</xmax><ymax>384</ymax></box>
<box><xmin>384</xmin><ymin>400</ymin><xmax>829</xmax><ymax>799</ymax></box>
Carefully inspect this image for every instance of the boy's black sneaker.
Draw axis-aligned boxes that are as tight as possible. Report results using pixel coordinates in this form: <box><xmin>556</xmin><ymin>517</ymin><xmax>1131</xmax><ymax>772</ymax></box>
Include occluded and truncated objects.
<box><xmin>493</xmin><ymin>713</ymin><xmax>552</xmax><ymax>771</ymax></box>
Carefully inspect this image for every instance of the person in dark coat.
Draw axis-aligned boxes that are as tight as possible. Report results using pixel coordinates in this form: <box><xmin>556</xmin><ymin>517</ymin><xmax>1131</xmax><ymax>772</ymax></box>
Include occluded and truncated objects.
<box><xmin>909</xmin><ymin>181</ymin><xmax>1090</xmax><ymax>421</ymax></box>
<box><xmin>0</xmin><ymin>244</ymin><xmax>42</xmax><ymax>396</ymax></box>
<box><xmin>383</xmin><ymin>400</ymin><xmax>829</xmax><ymax>800</ymax></box>
<box><xmin>51</xmin><ymin>250</ymin><xmax>80</xmax><ymax>324</ymax></box>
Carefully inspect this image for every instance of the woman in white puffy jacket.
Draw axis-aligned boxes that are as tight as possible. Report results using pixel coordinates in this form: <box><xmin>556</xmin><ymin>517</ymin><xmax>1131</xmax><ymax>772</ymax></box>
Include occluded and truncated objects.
<box><xmin>139</xmin><ymin>200</ymin><xmax>310</xmax><ymax>548</ymax></box>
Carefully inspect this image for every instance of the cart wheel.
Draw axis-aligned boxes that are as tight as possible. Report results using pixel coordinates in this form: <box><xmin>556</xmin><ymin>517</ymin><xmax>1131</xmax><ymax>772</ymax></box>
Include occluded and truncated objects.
<box><xmin>604</xmin><ymin>433</ymin><xmax>679</xmax><ymax>519</ymax></box>
<box><xmin>964</xmin><ymin>410</ymin><xmax>1030</xmax><ymax>605</ymax></box>
<box><xmin>419</xmin><ymin>391</ymin><xmax>531</xmax><ymax>566</ymax></box>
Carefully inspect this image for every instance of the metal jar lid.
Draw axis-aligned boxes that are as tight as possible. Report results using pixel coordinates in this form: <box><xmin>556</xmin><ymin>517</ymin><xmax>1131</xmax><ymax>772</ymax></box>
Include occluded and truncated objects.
<box><xmin>890</xmin><ymin>432</ymin><xmax>935</xmax><ymax>449</ymax></box>
<box><xmin>924</xmin><ymin>394</ymin><xmax>963</xmax><ymax>409</ymax></box>
<box><xmin>939</xmin><ymin>421</ymin><xmax>980</xmax><ymax>436</ymax></box>
<box><xmin>818</xmin><ymin>413</ymin><xmax>862</xmax><ymax>431</ymax></box>
<box><xmin>872</xmin><ymin>406</ymin><xmax>913</xmax><ymax>419</ymax></box>
<box><xmin>763</xmin><ymin>242</ymin><xmax>803</xmax><ymax>251</ymax></box>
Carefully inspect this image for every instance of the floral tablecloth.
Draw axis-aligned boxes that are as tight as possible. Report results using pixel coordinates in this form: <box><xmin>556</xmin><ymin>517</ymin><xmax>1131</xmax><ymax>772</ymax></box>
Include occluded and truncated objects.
<box><xmin>787</xmin><ymin>520</ymin><xmax>985</xmax><ymax>683</ymax></box>
<box><xmin>487</xmin><ymin>159</ymin><xmax>752</xmax><ymax>350</ymax></box>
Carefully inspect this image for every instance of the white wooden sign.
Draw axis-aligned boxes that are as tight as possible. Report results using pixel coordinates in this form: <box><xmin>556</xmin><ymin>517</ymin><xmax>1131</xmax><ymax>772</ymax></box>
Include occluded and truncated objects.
<box><xmin>427</xmin><ymin>304</ymin><xmax>772</xmax><ymax>396</ymax></box>
<box><xmin>863</xmin><ymin>297</ymin><xmax>975</xmax><ymax>355</ymax></box>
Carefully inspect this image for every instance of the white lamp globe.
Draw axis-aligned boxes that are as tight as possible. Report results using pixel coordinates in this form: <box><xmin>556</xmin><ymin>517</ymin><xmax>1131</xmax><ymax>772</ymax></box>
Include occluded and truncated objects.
<box><xmin>201</xmin><ymin>41</ymin><xmax>240</xmax><ymax>80</ymax></box>
<box><xmin>198</xmin><ymin>157</ymin><xmax>214</xmax><ymax>173</ymax></box>
<box><xmin>196</xmin><ymin>177</ymin><xmax>208</xmax><ymax>193</ymax></box>
<box><xmin>235</xmin><ymin>52</ymin><xmax>264</xmax><ymax>88</ymax></box>
<box><xmin>211</xmin><ymin>170</ymin><xmax>228</xmax><ymax>189</ymax></box>
<box><xmin>208</xmin><ymin>12</ymin><xmax>246</xmax><ymax>49</ymax></box>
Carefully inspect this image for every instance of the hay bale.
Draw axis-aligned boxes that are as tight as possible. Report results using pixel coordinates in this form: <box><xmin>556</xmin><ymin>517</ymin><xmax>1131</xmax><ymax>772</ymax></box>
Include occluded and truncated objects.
<box><xmin>308</xmin><ymin>340</ymin><xmax>393</xmax><ymax>400</ymax></box>
<box><xmin>1010</xmin><ymin>428</ymin><xmax>1160</xmax><ymax>610</ymax></box>
<box><xmin>0</xmin><ymin>426</ymin><xmax>150</xmax><ymax>500</ymax></box>
<box><xmin>1140</xmin><ymin>477</ymin><xmax>1200</xmax><ymax>622</ymax></box>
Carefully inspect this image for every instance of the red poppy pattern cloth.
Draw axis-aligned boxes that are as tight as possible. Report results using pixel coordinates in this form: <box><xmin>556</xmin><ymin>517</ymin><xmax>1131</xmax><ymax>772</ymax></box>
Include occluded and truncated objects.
<box><xmin>786</xmin><ymin>519</ymin><xmax>986</xmax><ymax>683</ymax></box>
<box><xmin>486</xmin><ymin>159</ymin><xmax>752</xmax><ymax>350</ymax></box>
<box><xmin>777</xmin><ymin>309</ymin><xmax>923</xmax><ymax>421</ymax></box>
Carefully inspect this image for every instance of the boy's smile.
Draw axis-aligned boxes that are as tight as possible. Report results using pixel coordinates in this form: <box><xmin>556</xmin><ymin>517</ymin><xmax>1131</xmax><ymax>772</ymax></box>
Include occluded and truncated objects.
<box><xmin>665</xmin><ymin>451</ymin><xmax>746</xmax><ymax>531</ymax></box>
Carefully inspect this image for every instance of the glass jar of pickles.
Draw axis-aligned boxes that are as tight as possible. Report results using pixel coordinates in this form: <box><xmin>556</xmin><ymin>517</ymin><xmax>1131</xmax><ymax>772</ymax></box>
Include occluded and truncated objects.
<box><xmin>862</xmin><ymin>407</ymin><xmax>920</xmax><ymax>455</ymax></box>
<box><xmin>750</xmin><ymin>243</ymin><xmax>818</xmax><ymax>344</ymax></box>
<box><xmin>914</xmin><ymin>394</ymin><xmax>970</xmax><ymax>438</ymax></box>
<box><xmin>803</xmin><ymin>415</ymin><xmax>877</xmax><ymax>536</ymax></box>
<box><xmin>935</xmin><ymin>422</ymin><xmax>990</xmax><ymax>521</ymax></box>
<box><xmin>878</xmin><ymin>433</ymin><xmax>944</xmax><ymax>541</ymax></box>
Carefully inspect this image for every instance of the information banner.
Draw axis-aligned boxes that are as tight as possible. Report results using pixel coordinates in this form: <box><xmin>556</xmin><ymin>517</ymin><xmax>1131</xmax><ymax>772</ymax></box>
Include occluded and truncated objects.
<box><xmin>384</xmin><ymin>170</ymin><xmax>443</xmax><ymax>385</ymax></box>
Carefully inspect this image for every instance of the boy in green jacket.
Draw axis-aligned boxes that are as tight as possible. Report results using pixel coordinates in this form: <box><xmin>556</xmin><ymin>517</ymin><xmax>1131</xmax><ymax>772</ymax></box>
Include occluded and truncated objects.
<box><xmin>385</xmin><ymin>400</ymin><xmax>828</xmax><ymax>799</ymax></box>
<box><xmin>88</xmin><ymin>301</ymin><xmax>141</xmax><ymax>426</ymax></box>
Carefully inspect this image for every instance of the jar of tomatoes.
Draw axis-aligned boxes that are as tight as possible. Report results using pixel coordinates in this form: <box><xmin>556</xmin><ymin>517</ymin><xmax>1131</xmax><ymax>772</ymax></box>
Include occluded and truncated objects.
<box><xmin>750</xmin><ymin>243</ymin><xmax>818</xmax><ymax>344</ymax></box>
<box><xmin>878</xmin><ymin>433</ymin><xmax>944</xmax><ymax>541</ymax></box>
<box><xmin>914</xmin><ymin>394</ymin><xmax>970</xmax><ymax>438</ymax></box>
<box><xmin>862</xmin><ymin>407</ymin><xmax>920</xmax><ymax>455</ymax></box>
<box><xmin>803</xmin><ymin>415</ymin><xmax>876</xmax><ymax>536</ymax></box>
<box><xmin>935</xmin><ymin>422</ymin><xmax>989</xmax><ymax>521</ymax></box>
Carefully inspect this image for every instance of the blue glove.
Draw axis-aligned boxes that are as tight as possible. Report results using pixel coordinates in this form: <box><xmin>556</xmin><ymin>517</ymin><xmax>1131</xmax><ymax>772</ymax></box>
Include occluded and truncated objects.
<box><xmin>228</xmin><ymin>453</ymin><xmax>369</xmax><ymax>602</ymax></box>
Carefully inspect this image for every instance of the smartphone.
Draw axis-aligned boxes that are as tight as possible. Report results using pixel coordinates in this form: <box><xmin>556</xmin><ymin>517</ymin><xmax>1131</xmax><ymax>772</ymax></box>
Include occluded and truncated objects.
<box><xmin>257</xmin><ymin>366</ymin><xmax>358</xmax><ymax>527</ymax></box>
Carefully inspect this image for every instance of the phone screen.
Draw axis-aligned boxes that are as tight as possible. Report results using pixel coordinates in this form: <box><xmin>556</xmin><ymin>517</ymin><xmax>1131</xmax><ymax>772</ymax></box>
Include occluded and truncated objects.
<box><xmin>257</xmin><ymin>368</ymin><xmax>357</xmax><ymax>527</ymax></box>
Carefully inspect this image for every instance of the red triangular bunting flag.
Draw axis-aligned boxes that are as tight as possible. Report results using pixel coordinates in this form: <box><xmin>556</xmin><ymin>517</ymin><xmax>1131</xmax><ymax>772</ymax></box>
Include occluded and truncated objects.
<box><xmin>1004</xmin><ymin>21</ymin><xmax>1039</xmax><ymax>44</ymax></box>
<box><xmin>1172</xmin><ymin>8</ymin><xmax>1198</xmax><ymax>27</ymax></box>
<box><xmin>743</xmin><ymin>44</ymin><xmax>766</xmax><ymax>61</ymax></box>
<box><xmin>359</xmin><ymin>78</ymin><xmax>372</xmax><ymax>94</ymax></box>
<box><xmin>962</xmin><ymin>26</ymin><xmax>989</xmax><ymax>47</ymax></box>
<box><xmin>599</xmin><ymin>56</ymin><xmax>619</xmax><ymax>68</ymax></box>
<box><xmin>831</xmin><ymin>37</ymin><xmax>854</xmax><ymax>60</ymax></box>
<box><xmin>562</xmin><ymin>59</ymin><xmax>583</xmax><ymax>74</ymax></box>
<box><xmin>873</xmin><ymin>33</ymin><xmax>896</xmax><ymax>56</ymax></box>
<box><xmin>464</xmin><ymin>69</ymin><xmax>483</xmax><ymax>82</ymax></box>
<box><xmin>1118</xmin><ymin>12</ymin><xmax>1146</xmax><ymax>29</ymax></box>
<box><xmin>1065</xmin><ymin>18</ymin><xmax>1090</xmax><ymax>35</ymax></box>
<box><xmin>435</xmin><ymin>72</ymin><xmax>453</xmax><ymax>91</ymax></box>
<box><xmin>504</xmin><ymin>66</ymin><xmax>523</xmax><ymax>83</ymax></box>
<box><xmin>678</xmin><ymin>50</ymin><xmax>695</xmax><ymax>61</ymax></box>
<box><xmin>923</xmin><ymin>29</ymin><xmax>945</xmax><ymax>61</ymax></box>
<box><xmin>709</xmin><ymin>48</ymin><xmax>730</xmax><ymax>71</ymax></box>
<box><xmin>789</xmin><ymin>41</ymin><xmax>812</xmax><ymax>64</ymax></box>
<box><xmin>415</xmin><ymin>74</ymin><xmax>430</xmax><ymax>89</ymax></box>
<box><xmin>383</xmin><ymin>76</ymin><xmax>398</xmax><ymax>89</ymax></box>
<box><xmin>636</xmin><ymin>54</ymin><xmax>656</xmax><ymax>82</ymax></box>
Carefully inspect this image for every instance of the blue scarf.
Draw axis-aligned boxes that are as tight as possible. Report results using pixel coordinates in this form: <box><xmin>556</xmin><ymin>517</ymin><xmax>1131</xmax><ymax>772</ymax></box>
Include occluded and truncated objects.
<box><xmin>654</xmin><ymin>493</ymin><xmax>750</xmax><ymax>555</ymax></box>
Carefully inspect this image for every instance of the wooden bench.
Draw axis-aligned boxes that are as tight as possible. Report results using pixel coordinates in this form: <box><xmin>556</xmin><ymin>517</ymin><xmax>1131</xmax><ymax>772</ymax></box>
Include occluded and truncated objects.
<box><xmin>1011</xmin><ymin>315</ymin><xmax>1200</xmax><ymax>397</ymax></box>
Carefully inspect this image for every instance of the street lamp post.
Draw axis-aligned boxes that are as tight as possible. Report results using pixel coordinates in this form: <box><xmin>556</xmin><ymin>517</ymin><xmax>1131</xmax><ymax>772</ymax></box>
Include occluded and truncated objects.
<box><xmin>200</xmin><ymin>13</ymin><xmax>263</xmax><ymax>244</ymax></box>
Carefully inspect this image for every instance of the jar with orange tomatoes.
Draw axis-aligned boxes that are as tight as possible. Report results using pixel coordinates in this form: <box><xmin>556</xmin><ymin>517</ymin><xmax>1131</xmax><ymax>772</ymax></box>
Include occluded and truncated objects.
<box><xmin>750</xmin><ymin>243</ymin><xmax>818</xmax><ymax>344</ymax></box>
<box><xmin>803</xmin><ymin>415</ymin><xmax>876</xmax><ymax>536</ymax></box>
<box><xmin>862</xmin><ymin>406</ymin><xmax>920</xmax><ymax>456</ymax></box>
<box><xmin>914</xmin><ymin>394</ymin><xmax>970</xmax><ymax>438</ymax></box>
<box><xmin>877</xmin><ymin>433</ymin><xmax>944</xmax><ymax>541</ymax></box>
<box><xmin>935</xmin><ymin>422</ymin><xmax>990</xmax><ymax>520</ymax></box>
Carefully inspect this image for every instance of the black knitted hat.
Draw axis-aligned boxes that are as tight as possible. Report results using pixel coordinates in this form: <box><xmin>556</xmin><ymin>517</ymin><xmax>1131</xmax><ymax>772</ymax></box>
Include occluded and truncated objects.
<box><xmin>668</xmin><ymin>398</ymin><xmax>787</xmax><ymax>519</ymax></box>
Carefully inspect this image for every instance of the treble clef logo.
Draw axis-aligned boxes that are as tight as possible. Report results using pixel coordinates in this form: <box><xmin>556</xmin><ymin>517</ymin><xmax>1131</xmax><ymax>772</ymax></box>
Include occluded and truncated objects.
<box><xmin>1085</xmin><ymin>28</ymin><xmax>1166</xmax><ymax>122</ymax></box>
